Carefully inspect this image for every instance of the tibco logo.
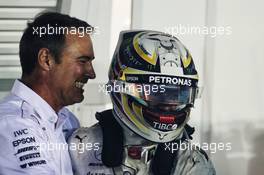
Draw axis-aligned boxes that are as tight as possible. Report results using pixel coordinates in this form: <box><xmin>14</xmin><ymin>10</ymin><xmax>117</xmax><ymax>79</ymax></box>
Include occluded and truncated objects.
<box><xmin>153</xmin><ymin>122</ymin><xmax>178</xmax><ymax>131</ymax></box>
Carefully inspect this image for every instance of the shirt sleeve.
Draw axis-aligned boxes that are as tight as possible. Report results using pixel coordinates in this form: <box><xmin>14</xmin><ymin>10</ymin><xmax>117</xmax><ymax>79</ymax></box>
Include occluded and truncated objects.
<box><xmin>0</xmin><ymin>116</ymin><xmax>56</xmax><ymax>175</ymax></box>
<box><xmin>60</xmin><ymin>108</ymin><xmax>81</xmax><ymax>141</ymax></box>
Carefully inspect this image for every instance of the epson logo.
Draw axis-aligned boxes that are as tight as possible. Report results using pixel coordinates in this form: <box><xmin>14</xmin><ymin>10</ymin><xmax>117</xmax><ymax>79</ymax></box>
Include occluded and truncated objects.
<box><xmin>149</xmin><ymin>76</ymin><xmax>192</xmax><ymax>86</ymax></box>
<box><xmin>12</xmin><ymin>137</ymin><xmax>36</xmax><ymax>147</ymax></box>
<box><xmin>126</xmin><ymin>76</ymin><xmax>139</xmax><ymax>82</ymax></box>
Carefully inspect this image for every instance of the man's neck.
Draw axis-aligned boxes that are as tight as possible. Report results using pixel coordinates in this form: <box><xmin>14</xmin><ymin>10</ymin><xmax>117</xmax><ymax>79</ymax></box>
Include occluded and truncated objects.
<box><xmin>21</xmin><ymin>76</ymin><xmax>62</xmax><ymax>113</ymax></box>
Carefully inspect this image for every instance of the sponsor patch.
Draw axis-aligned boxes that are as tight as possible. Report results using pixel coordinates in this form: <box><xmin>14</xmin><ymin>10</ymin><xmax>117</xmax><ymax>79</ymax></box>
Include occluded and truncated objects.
<box><xmin>14</xmin><ymin>129</ymin><xmax>28</xmax><ymax>137</ymax></box>
<box><xmin>20</xmin><ymin>160</ymin><xmax>46</xmax><ymax>169</ymax></box>
<box><xmin>19</xmin><ymin>152</ymin><xmax>41</xmax><ymax>161</ymax></box>
<box><xmin>12</xmin><ymin>137</ymin><xmax>36</xmax><ymax>147</ymax></box>
<box><xmin>125</xmin><ymin>74</ymin><xmax>197</xmax><ymax>87</ymax></box>
<box><xmin>14</xmin><ymin>146</ymin><xmax>39</xmax><ymax>155</ymax></box>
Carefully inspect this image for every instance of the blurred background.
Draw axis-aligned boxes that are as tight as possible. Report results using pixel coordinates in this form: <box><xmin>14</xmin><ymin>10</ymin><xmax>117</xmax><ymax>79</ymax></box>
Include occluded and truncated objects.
<box><xmin>0</xmin><ymin>0</ymin><xmax>263</xmax><ymax>174</ymax></box>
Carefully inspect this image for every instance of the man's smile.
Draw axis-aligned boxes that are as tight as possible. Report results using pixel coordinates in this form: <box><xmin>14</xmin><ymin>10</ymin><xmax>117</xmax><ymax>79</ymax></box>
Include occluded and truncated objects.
<box><xmin>75</xmin><ymin>81</ymin><xmax>85</xmax><ymax>89</ymax></box>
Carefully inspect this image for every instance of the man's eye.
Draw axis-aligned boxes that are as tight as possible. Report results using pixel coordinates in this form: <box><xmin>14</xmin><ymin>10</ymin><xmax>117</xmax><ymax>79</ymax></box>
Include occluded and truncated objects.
<box><xmin>79</xmin><ymin>59</ymin><xmax>87</xmax><ymax>64</ymax></box>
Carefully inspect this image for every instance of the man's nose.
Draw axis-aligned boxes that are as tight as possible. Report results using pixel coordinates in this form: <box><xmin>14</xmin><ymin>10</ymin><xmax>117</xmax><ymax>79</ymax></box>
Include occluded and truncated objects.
<box><xmin>85</xmin><ymin>62</ymin><xmax>96</xmax><ymax>79</ymax></box>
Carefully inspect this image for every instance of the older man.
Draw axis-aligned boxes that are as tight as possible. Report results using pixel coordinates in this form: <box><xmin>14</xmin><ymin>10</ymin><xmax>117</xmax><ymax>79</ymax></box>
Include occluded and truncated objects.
<box><xmin>0</xmin><ymin>12</ymin><xmax>96</xmax><ymax>175</ymax></box>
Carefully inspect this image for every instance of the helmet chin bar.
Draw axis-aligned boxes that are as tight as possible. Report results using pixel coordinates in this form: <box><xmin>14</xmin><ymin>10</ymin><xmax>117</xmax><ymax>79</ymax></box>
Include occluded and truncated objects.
<box><xmin>111</xmin><ymin>92</ymin><xmax>190</xmax><ymax>143</ymax></box>
<box><xmin>141</xmin><ymin>104</ymin><xmax>191</xmax><ymax>132</ymax></box>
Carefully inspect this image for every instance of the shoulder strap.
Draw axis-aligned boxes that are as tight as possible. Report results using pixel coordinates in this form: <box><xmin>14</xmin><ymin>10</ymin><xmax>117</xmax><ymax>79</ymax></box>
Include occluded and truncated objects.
<box><xmin>95</xmin><ymin>109</ymin><xmax>124</xmax><ymax>167</ymax></box>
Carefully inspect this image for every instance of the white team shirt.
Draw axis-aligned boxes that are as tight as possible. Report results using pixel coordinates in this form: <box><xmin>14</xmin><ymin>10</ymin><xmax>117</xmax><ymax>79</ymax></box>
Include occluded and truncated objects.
<box><xmin>0</xmin><ymin>80</ymin><xmax>80</xmax><ymax>175</ymax></box>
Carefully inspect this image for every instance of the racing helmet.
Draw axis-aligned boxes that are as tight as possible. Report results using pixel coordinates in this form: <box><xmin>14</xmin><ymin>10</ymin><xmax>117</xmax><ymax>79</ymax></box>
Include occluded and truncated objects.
<box><xmin>108</xmin><ymin>30</ymin><xmax>200</xmax><ymax>143</ymax></box>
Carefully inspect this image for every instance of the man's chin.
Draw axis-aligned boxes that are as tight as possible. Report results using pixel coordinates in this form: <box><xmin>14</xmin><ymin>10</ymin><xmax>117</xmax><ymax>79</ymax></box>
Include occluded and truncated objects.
<box><xmin>68</xmin><ymin>95</ymin><xmax>84</xmax><ymax>105</ymax></box>
<box><xmin>75</xmin><ymin>89</ymin><xmax>85</xmax><ymax>101</ymax></box>
<box><xmin>75</xmin><ymin>95</ymin><xmax>84</xmax><ymax>103</ymax></box>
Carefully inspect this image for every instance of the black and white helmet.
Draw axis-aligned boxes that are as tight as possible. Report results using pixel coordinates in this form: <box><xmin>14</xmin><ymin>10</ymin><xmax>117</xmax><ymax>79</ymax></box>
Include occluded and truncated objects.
<box><xmin>108</xmin><ymin>30</ymin><xmax>200</xmax><ymax>143</ymax></box>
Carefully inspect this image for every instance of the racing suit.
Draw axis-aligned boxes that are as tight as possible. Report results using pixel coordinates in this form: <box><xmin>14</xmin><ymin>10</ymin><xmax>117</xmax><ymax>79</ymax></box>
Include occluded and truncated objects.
<box><xmin>68</xmin><ymin>110</ymin><xmax>216</xmax><ymax>175</ymax></box>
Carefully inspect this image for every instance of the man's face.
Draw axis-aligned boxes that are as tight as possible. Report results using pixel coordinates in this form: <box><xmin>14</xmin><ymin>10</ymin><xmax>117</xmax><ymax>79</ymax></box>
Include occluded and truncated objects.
<box><xmin>50</xmin><ymin>33</ymin><xmax>96</xmax><ymax>106</ymax></box>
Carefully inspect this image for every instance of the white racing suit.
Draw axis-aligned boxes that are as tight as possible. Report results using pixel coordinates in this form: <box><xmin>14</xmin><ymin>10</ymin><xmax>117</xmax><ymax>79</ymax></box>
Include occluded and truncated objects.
<box><xmin>68</xmin><ymin>110</ymin><xmax>216</xmax><ymax>175</ymax></box>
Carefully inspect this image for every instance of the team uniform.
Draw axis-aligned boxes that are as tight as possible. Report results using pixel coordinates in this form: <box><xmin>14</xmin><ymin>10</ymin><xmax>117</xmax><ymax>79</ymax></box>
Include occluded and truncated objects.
<box><xmin>0</xmin><ymin>80</ymin><xmax>79</xmax><ymax>175</ymax></box>
<box><xmin>69</xmin><ymin>110</ymin><xmax>215</xmax><ymax>175</ymax></box>
<box><xmin>69</xmin><ymin>30</ymin><xmax>216</xmax><ymax>175</ymax></box>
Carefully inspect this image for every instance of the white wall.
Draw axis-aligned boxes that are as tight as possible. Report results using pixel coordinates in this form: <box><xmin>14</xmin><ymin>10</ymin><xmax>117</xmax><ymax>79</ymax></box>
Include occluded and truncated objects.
<box><xmin>208</xmin><ymin>0</ymin><xmax>264</xmax><ymax>174</ymax></box>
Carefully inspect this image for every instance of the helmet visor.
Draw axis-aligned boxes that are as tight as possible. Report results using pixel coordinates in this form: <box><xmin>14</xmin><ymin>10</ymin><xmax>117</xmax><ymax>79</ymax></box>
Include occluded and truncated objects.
<box><xmin>107</xmin><ymin>80</ymin><xmax>200</xmax><ymax>105</ymax></box>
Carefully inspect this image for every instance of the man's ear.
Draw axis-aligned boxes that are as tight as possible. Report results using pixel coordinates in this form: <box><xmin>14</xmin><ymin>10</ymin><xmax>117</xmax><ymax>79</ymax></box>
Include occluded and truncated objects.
<box><xmin>37</xmin><ymin>48</ymin><xmax>55</xmax><ymax>71</ymax></box>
